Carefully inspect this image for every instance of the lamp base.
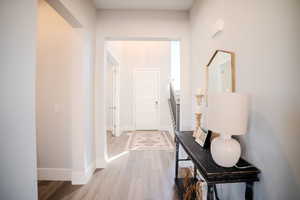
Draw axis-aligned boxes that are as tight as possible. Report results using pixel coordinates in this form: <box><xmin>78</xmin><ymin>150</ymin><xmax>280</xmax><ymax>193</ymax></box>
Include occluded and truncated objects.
<box><xmin>210</xmin><ymin>134</ymin><xmax>241</xmax><ymax>168</ymax></box>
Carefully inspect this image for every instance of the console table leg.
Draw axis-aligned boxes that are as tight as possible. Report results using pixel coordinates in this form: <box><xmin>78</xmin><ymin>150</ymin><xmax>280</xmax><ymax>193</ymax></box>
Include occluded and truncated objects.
<box><xmin>207</xmin><ymin>185</ymin><xmax>214</xmax><ymax>200</ymax></box>
<box><xmin>213</xmin><ymin>185</ymin><xmax>220</xmax><ymax>200</ymax></box>
<box><xmin>245</xmin><ymin>182</ymin><xmax>254</xmax><ymax>200</ymax></box>
<box><xmin>175</xmin><ymin>139</ymin><xmax>179</xmax><ymax>179</ymax></box>
<box><xmin>194</xmin><ymin>165</ymin><xmax>197</xmax><ymax>179</ymax></box>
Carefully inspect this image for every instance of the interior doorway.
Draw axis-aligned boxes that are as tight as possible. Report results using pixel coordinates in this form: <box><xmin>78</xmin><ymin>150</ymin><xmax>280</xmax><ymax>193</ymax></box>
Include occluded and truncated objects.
<box><xmin>104</xmin><ymin>39</ymin><xmax>181</xmax><ymax>162</ymax></box>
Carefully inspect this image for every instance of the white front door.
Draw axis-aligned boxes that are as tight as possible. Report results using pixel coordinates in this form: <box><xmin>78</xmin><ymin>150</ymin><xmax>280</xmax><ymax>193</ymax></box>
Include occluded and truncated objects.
<box><xmin>134</xmin><ymin>69</ymin><xmax>160</xmax><ymax>130</ymax></box>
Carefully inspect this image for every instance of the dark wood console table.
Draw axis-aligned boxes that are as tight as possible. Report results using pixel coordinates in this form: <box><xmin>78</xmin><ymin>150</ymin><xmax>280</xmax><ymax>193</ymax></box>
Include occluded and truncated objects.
<box><xmin>175</xmin><ymin>131</ymin><xmax>260</xmax><ymax>200</ymax></box>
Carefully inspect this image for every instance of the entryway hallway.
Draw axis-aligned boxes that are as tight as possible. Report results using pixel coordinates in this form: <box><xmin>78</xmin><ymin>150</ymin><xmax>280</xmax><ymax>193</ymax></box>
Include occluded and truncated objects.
<box><xmin>38</xmin><ymin>131</ymin><xmax>179</xmax><ymax>200</ymax></box>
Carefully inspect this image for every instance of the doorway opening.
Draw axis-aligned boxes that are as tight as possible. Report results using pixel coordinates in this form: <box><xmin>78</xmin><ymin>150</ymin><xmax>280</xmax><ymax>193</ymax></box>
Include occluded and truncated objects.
<box><xmin>104</xmin><ymin>39</ymin><xmax>181</xmax><ymax>161</ymax></box>
<box><xmin>36</xmin><ymin>0</ymin><xmax>78</xmax><ymax>192</ymax></box>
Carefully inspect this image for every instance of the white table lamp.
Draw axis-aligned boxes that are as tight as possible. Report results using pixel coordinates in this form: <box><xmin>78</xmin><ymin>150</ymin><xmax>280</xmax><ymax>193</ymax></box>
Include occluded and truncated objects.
<box><xmin>207</xmin><ymin>93</ymin><xmax>249</xmax><ymax>167</ymax></box>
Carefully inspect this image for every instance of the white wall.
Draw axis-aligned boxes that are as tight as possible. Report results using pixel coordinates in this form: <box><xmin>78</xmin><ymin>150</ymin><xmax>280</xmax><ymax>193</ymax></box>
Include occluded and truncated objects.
<box><xmin>37</xmin><ymin>0</ymin><xmax>73</xmax><ymax>179</ymax></box>
<box><xmin>107</xmin><ymin>41</ymin><xmax>172</xmax><ymax>131</ymax></box>
<box><xmin>0</xmin><ymin>0</ymin><xmax>38</xmax><ymax>199</ymax></box>
<box><xmin>58</xmin><ymin>0</ymin><xmax>97</xmax><ymax>175</ymax></box>
<box><xmin>190</xmin><ymin>0</ymin><xmax>300</xmax><ymax>199</ymax></box>
<box><xmin>38</xmin><ymin>0</ymin><xmax>96</xmax><ymax>184</ymax></box>
<box><xmin>95</xmin><ymin>10</ymin><xmax>192</xmax><ymax>167</ymax></box>
<box><xmin>61</xmin><ymin>0</ymin><xmax>97</xmax><ymax>183</ymax></box>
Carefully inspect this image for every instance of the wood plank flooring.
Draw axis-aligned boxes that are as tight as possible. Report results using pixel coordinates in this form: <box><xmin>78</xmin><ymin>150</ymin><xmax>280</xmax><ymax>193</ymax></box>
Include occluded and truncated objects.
<box><xmin>38</xmin><ymin>131</ymin><xmax>179</xmax><ymax>200</ymax></box>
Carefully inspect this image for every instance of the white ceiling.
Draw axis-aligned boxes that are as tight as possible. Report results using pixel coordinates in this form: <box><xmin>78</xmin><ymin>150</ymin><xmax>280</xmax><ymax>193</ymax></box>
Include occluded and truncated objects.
<box><xmin>93</xmin><ymin>0</ymin><xmax>194</xmax><ymax>11</ymax></box>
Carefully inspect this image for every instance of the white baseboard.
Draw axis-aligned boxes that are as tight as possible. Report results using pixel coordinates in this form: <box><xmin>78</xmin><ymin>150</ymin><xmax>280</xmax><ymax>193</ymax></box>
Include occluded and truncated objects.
<box><xmin>38</xmin><ymin>168</ymin><xmax>72</xmax><ymax>181</ymax></box>
<box><xmin>72</xmin><ymin>161</ymin><xmax>96</xmax><ymax>185</ymax></box>
<box><xmin>120</xmin><ymin>126</ymin><xmax>134</xmax><ymax>132</ymax></box>
<box><xmin>96</xmin><ymin>157</ymin><xmax>107</xmax><ymax>169</ymax></box>
<box><xmin>121</xmin><ymin>126</ymin><xmax>174</xmax><ymax>133</ymax></box>
<box><xmin>160</xmin><ymin>125</ymin><xmax>170</xmax><ymax>131</ymax></box>
<box><xmin>168</xmin><ymin>127</ymin><xmax>175</xmax><ymax>140</ymax></box>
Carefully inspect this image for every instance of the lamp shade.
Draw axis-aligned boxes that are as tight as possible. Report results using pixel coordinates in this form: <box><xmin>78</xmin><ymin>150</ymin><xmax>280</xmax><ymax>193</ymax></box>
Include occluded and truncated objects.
<box><xmin>207</xmin><ymin>93</ymin><xmax>249</xmax><ymax>135</ymax></box>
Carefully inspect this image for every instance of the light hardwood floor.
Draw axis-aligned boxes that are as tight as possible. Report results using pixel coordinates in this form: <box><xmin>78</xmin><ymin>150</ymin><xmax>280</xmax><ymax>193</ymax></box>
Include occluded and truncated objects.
<box><xmin>38</xmin><ymin>131</ymin><xmax>179</xmax><ymax>200</ymax></box>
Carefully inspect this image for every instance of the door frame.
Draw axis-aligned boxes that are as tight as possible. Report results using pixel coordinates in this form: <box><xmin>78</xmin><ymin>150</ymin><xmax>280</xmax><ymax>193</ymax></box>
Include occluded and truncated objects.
<box><xmin>133</xmin><ymin>68</ymin><xmax>160</xmax><ymax>131</ymax></box>
<box><xmin>112</xmin><ymin>64</ymin><xmax>120</xmax><ymax>136</ymax></box>
<box><xmin>96</xmin><ymin>38</ymin><xmax>182</xmax><ymax>168</ymax></box>
<box><xmin>106</xmin><ymin>50</ymin><xmax>120</xmax><ymax>137</ymax></box>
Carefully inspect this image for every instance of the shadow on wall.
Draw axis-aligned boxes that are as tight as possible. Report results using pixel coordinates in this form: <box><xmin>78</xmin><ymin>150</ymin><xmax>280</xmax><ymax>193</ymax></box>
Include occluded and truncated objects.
<box><xmin>237</xmin><ymin>111</ymin><xmax>300</xmax><ymax>200</ymax></box>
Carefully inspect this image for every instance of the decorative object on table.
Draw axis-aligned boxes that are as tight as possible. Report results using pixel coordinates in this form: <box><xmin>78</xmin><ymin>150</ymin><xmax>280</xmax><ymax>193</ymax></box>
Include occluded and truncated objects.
<box><xmin>182</xmin><ymin>168</ymin><xmax>204</xmax><ymax>200</ymax></box>
<box><xmin>207</xmin><ymin>92</ymin><xmax>249</xmax><ymax>168</ymax></box>
<box><xmin>175</xmin><ymin>131</ymin><xmax>261</xmax><ymax>200</ymax></box>
<box><xmin>195</xmin><ymin>128</ymin><xmax>210</xmax><ymax>148</ymax></box>
<box><xmin>195</xmin><ymin>88</ymin><xmax>206</xmax><ymax>105</ymax></box>
<box><xmin>193</xmin><ymin>88</ymin><xmax>205</xmax><ymax>138</ymax></box>
<box><xmin>193</xmin><ymin>88</ymin><xmax>211</xmax><ymax>149</ymax></box>
<box><xmin>193</xmin><ymin>112</ymin><xmax>202</xmax><ymax>138</ymax></box>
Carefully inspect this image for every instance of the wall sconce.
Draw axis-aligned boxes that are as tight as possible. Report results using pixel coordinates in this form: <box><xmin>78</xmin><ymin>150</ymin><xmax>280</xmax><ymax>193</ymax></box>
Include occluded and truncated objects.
<box><xmin>211</xmin><ymin>19</ymin><xmax>224</xmax><ymax>38</ymax></box>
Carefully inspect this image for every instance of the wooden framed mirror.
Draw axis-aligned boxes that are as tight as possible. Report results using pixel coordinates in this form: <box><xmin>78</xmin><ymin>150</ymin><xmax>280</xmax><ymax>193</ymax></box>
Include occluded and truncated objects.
<box><xmin>207</xmin><ymin>50</ymin><xmax>236</xmax><ymax>93</ymax></box>
<box><xmin>197</xmin><ymin>50</ymin><xmax>236</xmax><ymax>148</ymax></box>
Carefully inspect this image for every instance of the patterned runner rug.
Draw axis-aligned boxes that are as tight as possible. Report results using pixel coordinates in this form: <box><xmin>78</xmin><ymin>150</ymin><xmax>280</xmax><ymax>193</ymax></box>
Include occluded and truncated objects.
<box><xmin>126</xmin><ymin>131</ymin><xmax>174</xmax><ymax>151</ymax></box>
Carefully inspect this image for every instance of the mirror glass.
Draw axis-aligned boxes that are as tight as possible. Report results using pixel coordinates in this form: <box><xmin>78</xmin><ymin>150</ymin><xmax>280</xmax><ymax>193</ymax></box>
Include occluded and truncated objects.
<box><xmin>208</xmin><ymin>51</ymin><xmax>234</xmax><ymax>93</ymax></box>
<box><xmin>200</xmin><ymin>50</ymin><xmax>235</xmax><ymax>133</ymax></box>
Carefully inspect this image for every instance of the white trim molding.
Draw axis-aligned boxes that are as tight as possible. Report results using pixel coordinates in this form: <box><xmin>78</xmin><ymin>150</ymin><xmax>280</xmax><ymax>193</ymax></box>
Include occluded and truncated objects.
<box><xmin>72</xmin><ymin>161</ymin><xmax>96</xmax><ymax>185</ymax></box>
<box><xmin>160</xmin><ymin>125</ymin><xmax>171</xmax><ymax>131</ymax></box>
<box><xmin>45</xmin><ymin>0</ymin><xmax>82</xmax><ymax>28</ymax></box>
<box><xmin>120</xmin><ymin>126</ymin><xmax>135</xmax><ymax>132</ymax></box>
<box><xmin>38</xmin><ymin>168</ymin><xmax>72</xmax><ymax>181</ymax></box>
<box><xmin>96</xmin><ymin>156</ymin><xmax>108</xmax><ymax>169</ymax></box>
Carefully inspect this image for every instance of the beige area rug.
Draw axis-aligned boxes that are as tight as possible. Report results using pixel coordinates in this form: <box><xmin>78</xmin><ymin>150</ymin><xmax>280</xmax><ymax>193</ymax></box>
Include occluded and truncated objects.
<box><xmin>126</xmin><ymin>131</ymin><xmax>174</xmax><ymax>151</ymax></box>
